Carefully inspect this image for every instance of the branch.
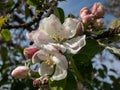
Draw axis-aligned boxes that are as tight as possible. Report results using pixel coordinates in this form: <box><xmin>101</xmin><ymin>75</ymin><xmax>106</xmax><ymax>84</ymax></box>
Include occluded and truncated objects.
<box><xmin>2</xmin><ymin>2</ymin><xmax>57</xmax><ymax>30</ymax></box>
<box><xmin>84</xmin><ymin>25</ymin><xmax>120</xmax><ymax>39</ymax></box>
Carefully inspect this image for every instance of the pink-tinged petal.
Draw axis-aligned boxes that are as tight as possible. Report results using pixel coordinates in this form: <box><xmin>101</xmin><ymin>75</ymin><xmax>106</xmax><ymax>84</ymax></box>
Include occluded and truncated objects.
<box><xmin>27</xmin><ymin>30</ymin><xmax>53</xmax><ymax>47</ymax></box>
<box><xmin>76</xmin><ymin>22</ymin><xmax>84</xmax><ymax>35</ymax></box>
<box><xmin>82</xmin><ymin>14</ymin><xmax>93</xmax><ymax>23</ymax></box>
<box><xmin>52</xmin><ymin>43</ymin><xmax>66</xmax><ymax>53</ymax></box>
<box><xmin>64</xmin><ymin>35</ymin><xmax>86</xmax><ymax>54</ymax></box>
<box><xmin>92</xmin><ymin>2</ymin><xmax>105</xmax><ymax>18</ymax></box>
<box><xmin>95</xmin><ymin>19</ymin><xmax>103</xmax><ymax>27</ymax></box>
<box><xmin>32</xmin><ymin>50</ymin><xmax>47</xmax><ymax>63</ymax></box>
<box><xmin>79</xmin><ymin>7</ymin><xmax>93</xmax><ymax>23</ymax></box>
<box><xmin>11</xmin><ymin>66</ymin><xmax>29</xmax><ymax>79</ymax></box>
<box><xmin>23</xmin><ymin>47</ymin><xmax>39</xmax><ymax>59</ymax></box>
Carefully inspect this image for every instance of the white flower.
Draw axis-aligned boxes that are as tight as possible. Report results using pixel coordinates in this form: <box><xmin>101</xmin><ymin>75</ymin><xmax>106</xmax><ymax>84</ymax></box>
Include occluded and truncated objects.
<box><xmin>32</xmin><ymin>46</ymin><xmax>68</xmax><ymax>81</ymax></box>
<box><xmin>27</xmin><ymin>14</ymin><xmax>86</xmax><ymax>54</ymax></box>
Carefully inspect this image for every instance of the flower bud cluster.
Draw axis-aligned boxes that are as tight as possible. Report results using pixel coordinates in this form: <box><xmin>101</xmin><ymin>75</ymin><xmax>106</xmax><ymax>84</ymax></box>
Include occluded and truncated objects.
<box><xmin>33</xmin><ymin>76</ymin><xmax>49</xmax><ymax>89</ymax></box>
<box><xmin>79</xmin><ymin>2</ymin><xmax>104</xmax><ymax>28</ymax></box>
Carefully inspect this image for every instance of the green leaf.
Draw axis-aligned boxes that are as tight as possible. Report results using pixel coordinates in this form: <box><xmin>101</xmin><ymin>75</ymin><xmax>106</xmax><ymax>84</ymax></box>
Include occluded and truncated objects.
<box><xmin>67</xmin><ymin>13</ymin><xmax>76</xmax><ymax>18</ymax></box>
<box><xmin>2</xmin><ymin>0</ymin><xmax>14</xmax><ymax>9</ymax></box>
<box><xmin>73</xmin><ymin>39</ymin><xmax>104</xmax><ymax>80</ymax></box>
<box><xmin>50</xmin><ymin>79</ymin><xmax>65</xmax><ymax>90</ymax></box>
<box><xmin>64</xmin><ymin>71</ymin><xmax>77</xmax><ymax>90</ymax></box>
<box><xmin>50</xmin><ymin>71</ymin><xmax>77</xmax><ymax>90</ymax></box>
<box><xmin>74</xmin><ymin>39</ymin><xmax>104</xmax><ymax>66</ymax></box>
<box><xmin>0</xmin><ymin>46</ymin><xmax>8</xmax><ymax>61</ymax></box>
<box><xmin>1</xmin><ymin>29</ymin><xmax>11</xmax><ymax>41</ymax></box>
<box><xmin>25</xmin><ymin>4</ymin><xmax>30</xmax><ymax>19</ymax></box>
<box><xmin>27</xmin><ymin>0</ymin><xmax>42</xmax><ymax>7</ymax></box>
<box><xmin>0</xmin><ymin>16</ymin><xmax>9</xmax><ymax>28</ymax></box>
<box><xmin>53</xmin><ymin>7</ymin><xmax>65</xmax><ymax>23</ymax></box>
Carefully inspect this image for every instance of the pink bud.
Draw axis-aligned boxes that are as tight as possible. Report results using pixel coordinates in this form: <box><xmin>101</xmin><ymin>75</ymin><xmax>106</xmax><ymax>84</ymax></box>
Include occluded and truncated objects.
<box><xmin>33</xmin><ymin>79</ymin><xmax>41</xmax><ymax>87</ymax></box>
<box><xmin>95</xmin><ymin>19</ymin><xmax>103</xmax><ymax>27</ymax></box>
<box><xmin>80</xmin><ymin>7</ymin><xmax>91</xmax><ymax>18</ymax></box>
<box><xmin>92</xmin><ymin>2</ymin><xmax>105</xmax><ymax>18</ymax></box>
<box><xmin>80</xmin><ymin>7</ymin><xmax>93</xmax><ymax>23</ymax></box>
<box><xmin>23</xmin><ymin>47</ymin><xmax>39</xmax><ymax>59</ymax></box>
<box><xmin>76</xmin><ymin>22</ymin><xmax>84</xmax><ymax>35</ymax></box>
<box><xmin>11</xmin><ymin>66</ymin><xmax>29</xmax><ymax>79</ymax></box>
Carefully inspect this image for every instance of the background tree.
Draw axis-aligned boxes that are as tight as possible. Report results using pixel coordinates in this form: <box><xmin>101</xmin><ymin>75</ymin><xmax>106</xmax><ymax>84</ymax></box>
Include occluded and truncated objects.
<box><xmin>0</xmin><ymin>0</ymin><xmax>120</xmax><ymax>90</ymax></box>
<box><xmin>105</xmin><ymin>0</ymin><xmax>120</xmax><ymax>18</ymax></box>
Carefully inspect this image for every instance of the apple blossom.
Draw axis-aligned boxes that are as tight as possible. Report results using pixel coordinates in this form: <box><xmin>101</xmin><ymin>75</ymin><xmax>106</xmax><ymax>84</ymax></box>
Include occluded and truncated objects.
<box><xmin>11</xmin><ymin>66</ymin><xmax>29</xmax><ymax>79</ymax></box>
<box><xmin>32</xmin><ymin>47</ymin><xmax>68</xmax><ymax>81</ymax></box>
<box><xmin>27</xmin><ymin>14</ymin><xmax>86</xmax><ymax>54</ymax></box>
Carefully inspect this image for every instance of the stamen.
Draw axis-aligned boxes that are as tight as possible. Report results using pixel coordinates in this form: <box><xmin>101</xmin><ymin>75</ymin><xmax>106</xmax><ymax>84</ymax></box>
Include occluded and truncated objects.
<box><xmin>45</xmin><ymin>54</ymin><xmax>56</xmax><ymax>68</ymax></box>
<box><xmin>50</xmin><ymin>33</ymin><xmax>64</xmax><ymax>42</ymax></box>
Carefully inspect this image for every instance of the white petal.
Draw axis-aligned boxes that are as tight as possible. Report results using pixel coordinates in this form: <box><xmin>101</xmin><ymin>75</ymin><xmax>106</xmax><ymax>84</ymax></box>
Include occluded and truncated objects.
<box><xmin>52</xmin><ymin>53</ymin><xmax>68</xmax><ymax>70</ymax></box>
<box><xmin>43</xmin><ymin>44</ymin><xmax>59</xmax><ymax>53</ymax></box>
<box><xmin>32</xmin><ymin>50</ymin><xmax>46</xmax><ymax>63</ymax></box>
<box><xmin>63</xmin><ymin>18</ymin><xmax>77</xmax><ymax>38</ymax></box>
<box><xmin>51</xmin><ymin>66</ymin><xmax>67</xmax><ymax>81</ymax></box>
<box><xmin>42</xmin><ymin>14</ymin><xmax>63</xmax><ymax>36</ymax></box>
<box><xmin>50</xmin><ymin>43</ymin><xmax>66</xmax><ymax>53</ymax></box>
<box><xmin>64</xmin><ymin>35</ymin><xmax>86</xmax><ymax>54</ymax></box>
<box><xmin>28</xmin><ymin>30</ymin><xmax>53</xmax><ymax>47</ymax></box>
<box><xmin>38</xmin><ymin>62</ymin><xmax>54</xmax><ymax>76</ymax></box>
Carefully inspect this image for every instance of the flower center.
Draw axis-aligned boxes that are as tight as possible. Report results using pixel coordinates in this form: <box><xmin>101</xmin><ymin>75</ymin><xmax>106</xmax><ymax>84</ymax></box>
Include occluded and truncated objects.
<box><xmin>45</xmin><ymin>54</ymin><xmax>55</xmax><ymax>68</ymax></box>
<box><xmin>50</xmin><ymin>33</ymin><xmax>65</xmax><ymax>43</ymax></box>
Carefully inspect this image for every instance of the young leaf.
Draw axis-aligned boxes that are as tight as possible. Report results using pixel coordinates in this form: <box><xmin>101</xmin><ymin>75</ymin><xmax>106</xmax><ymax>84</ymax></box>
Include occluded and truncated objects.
<box><xmin>0</xmin><ymin>46</ymin><xmax>8</xmax><ymax>61</ymax></box>
<box><xmin>1</xmin><ymin>29</ymin><xmax>11</xmax><ymax>41</ymax></box>
<box><xmin>50</xmin><ymin>79</ymin><xmax>66</xmax><ymax>90</ymax></box>
<box><xmin>0</xmin><ymin>16</ymin><xmax>9</xmax><ymax>28</ymax></box>
<box><xmin>53</xmin><ymin>7</ymin><xmax>65</xmax><ymax>23</ymax></box>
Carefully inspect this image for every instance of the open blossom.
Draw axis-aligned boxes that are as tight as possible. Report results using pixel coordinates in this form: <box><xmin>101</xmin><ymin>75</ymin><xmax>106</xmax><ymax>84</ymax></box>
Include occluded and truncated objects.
<box><xmin>23</xmin><ymin>46</ymin><xmax>39</xmax><ymax>59</ymax></box>
<box><xmin>92</xmin><ymin>2</ymin><xmax>105</xmax><ymax>18</ymax></box>
<box><xmin>11</xmin><ymin>66</ymin><xmax>29</xmax><ymax>79</ymax></box>
<box><xmin>32</xmin><ymin>46</ymin><xmax>68</xmax><ymax>81</ymax></box>
<box><xmin>27</xmin><ymin>14</ymin><xmax>86</xmax><ymax>54</ymax></box>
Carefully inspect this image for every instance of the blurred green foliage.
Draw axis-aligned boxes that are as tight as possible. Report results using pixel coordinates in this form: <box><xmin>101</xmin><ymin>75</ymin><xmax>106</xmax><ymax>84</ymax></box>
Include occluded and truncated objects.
<box><xmin>0</xmin><ymin>0</ymin><xmax>120</xmax><ymax>90</ymax></box>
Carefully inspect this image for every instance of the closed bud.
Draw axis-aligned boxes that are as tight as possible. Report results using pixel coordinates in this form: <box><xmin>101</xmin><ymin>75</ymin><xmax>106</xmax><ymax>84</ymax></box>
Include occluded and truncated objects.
<box><xmin>76</xmin><ymin>22</ymin><xmax>84</xmax><ymax>35</ymax></box>
<box><xmin>33</xmin><ymin>79</ymin><xmax>41</xmax><ymax>87</ymax></box>
<box><xmin>23</xmin><ymin>47</ymin><xmax>39</xmax><ymax>59</ymax></box>
<box><xmin>80</xmin><ymin>7</ymin><xmax>93</xmax><ymax>23</ymax></box>
<box><xmin>92</xmin><ymin>2</ymin><xmax>105</xmax><ymax>18</ymax></box>
<box><xmin>11</xmin><ymin>66</ymin><xmax>29</xmax><ymax>79</ymax></box>
<box><xmin>95</xmin><ymin>19</ymin><xmax>103</xmax><ymax>27</ymax></box>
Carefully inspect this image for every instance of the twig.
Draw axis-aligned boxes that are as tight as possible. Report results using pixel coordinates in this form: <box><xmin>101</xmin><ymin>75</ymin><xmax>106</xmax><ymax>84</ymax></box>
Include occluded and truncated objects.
<box><xmin>2</xmin><ymin>2</ymin><xmax>57</xmax><ymax>30</ymax></box>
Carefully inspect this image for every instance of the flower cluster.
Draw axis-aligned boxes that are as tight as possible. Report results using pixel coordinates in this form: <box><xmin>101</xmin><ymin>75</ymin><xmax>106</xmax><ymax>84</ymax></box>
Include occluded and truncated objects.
<box><xmin>11</xmin><ymin>2</ymin><xmax>105</xmax><ymax>89</ymax></box>
<box><xmin>11</xmin><ymin>14</ymin><xmax>86</xmax><ymax>82</ymax></box>
<box><xmin>80</xmin><ymin>2</ymin><xmax>104</xmax><ymax>27</ymax></box>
